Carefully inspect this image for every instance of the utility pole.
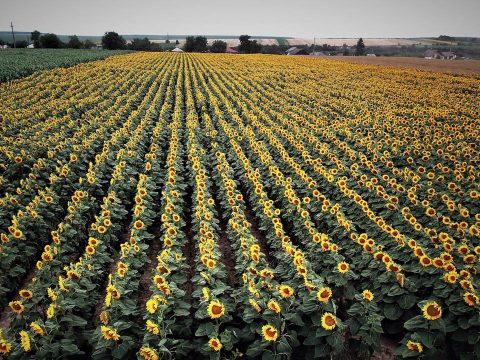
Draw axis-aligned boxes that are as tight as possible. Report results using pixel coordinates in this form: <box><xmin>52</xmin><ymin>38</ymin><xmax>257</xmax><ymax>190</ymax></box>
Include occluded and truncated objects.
<box><xmin>313</xmin><ymin>36</ymin><xmax>316</xmax><ymax>52</ymax></box>
<box><xmin>11</xmin><ymin>21</ymin><xmax>16</xmax><ymax>48</ymax></box>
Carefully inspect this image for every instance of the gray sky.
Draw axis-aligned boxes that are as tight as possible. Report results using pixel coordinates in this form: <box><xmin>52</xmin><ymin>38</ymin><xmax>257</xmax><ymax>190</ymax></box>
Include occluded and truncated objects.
<box><xmin>1</xmin><ymin>0</ymin><xmax>479</xmax><ymax>38</ymax></box>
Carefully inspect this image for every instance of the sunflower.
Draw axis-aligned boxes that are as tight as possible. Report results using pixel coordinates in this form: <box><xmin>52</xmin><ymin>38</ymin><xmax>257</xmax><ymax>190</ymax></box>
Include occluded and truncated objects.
<box><xmin>207</xmin><ymin>300</ymin><xmax>225</xmax><ymax>319</ymax></box>
<box><xmin>419</xmin><ymin>255</ymin><xmax>431</xmax><ymax>267</ymax></box>
<box><xmin>101</xmin><ymin>326</ymin><xmax>120</xmax><ymax>341</ymax></box>
<box><xmin>97</xmin><ymin>226</ymin><xmax>107</xmax><ymax>234</ymax></box>
<box><xmin>463</xmin><ymin>292</ymin><xmax>479</xmax><ymax>306</ymax></box>
<box><xmin>86</xmin><ymin>245</ymin><xmax>95</xmax><ymax>255</ymax></box>
<box><xmin>352</xmin><ymin>287</ymin><xmax>369</xmax><ymax>301</ymax></box>
<box><xmin>0</xmin><ymin>339</ymin><xmax>12</xmax><ymax>354</ymax></box>
<box><xmin>267</xmin><ymin>299</ymin><xmax>281</xmax><ymax>314</ymax></box>
<box><xmin>9</xmin><ymin>300</ymin><xmax>24</xmax><ymax>314</ymax></box>
<box><xmin>88</xmin><ymin>237</ymin><xmax>99</xmax><ymax>247</ymax></box>
<box><xmin>146</xmin><ymin>320</ymin><xmax>159</xmax><ymax>335</ymax></box>
<box><xmin>19</xmin><ymin>289</ymin><xmax>33</xmax><ymax>299</ymax></box>
<box><xmin>422</xmin><ymin>301</ymin><xmax>442</xmax><ymax>320</ymax></box>
<box><xmin>406</xmin><ymin>340</ymin><xmax>423</xmax><ymax>353</ymax></box>
<box><xmin>13</xmin><ymin>229</ymin><xmax>23</xmax><ymax>239</ymax></box>
<box><xmin>20</xmin><ymin>330</ymin><xmax>31</xmax><ymax>352</ymax></box>
<box><xmin>47</xmin><ymin>303</ymin><xmax>56</xmax><ymax>318</ymax></box>
<box><xmin>206</xmin><ymin>259</ymin><xmax>216</xmax><ymax>269</ymax></box>
<box><xmin>146</xmin><ymin>299</ymin><xmax>158</xmax><ymax>314</ymax></box>
<box><xmin>249</xmin><ymin>298</ymin><xmax>262</xmax><ymax>312</ymax></box>
<box><xmin>262</xmin><ymin>324</ymin><xmax>278</xmax><ymax>341</ymax></box>
<box><xmin>100</xmin><ymin>311</ymin><xmax>109</xmax><ymax>325</ymax></box>
<box><xmin>134</xmin><ymin>220</ymin><xmax>145</xmax><ymax>230</ymax></box>
<box><xmin>139</xmin><ymin>347</ymin><xmax>158</xmax><ymax>360</ymax></box>
<box><xmin>317</xmin><ymin>287</ymin><xmax>332</xmax><ymax>302</ymax></box>
<box><xmin>208</xmin><ymin>337</ymin><xmax>223</xmax><ymax>351</ymax></box>
<box><xmin>337</xmin><ymin>262</ymin><xmax>349</xmax><ymax>273</ymax></box>
<box><xmin>30</xmin><ymin>322</ymin><xmax>45</xmax><ymax>336</ymax></box>
<box><xmin>278</xmin><ymin>285</ymin><xmax>294</xmax><ymax>299</ymax></box>
<box><xmin>321</xmin><ymin>312</ymin><xmax>337</xmax><ymax>330</ymax></box>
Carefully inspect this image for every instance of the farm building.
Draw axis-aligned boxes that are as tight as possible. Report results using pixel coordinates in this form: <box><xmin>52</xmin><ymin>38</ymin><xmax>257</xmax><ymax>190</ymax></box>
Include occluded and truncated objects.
<box><xmin>311</xmin><ymin>51</ymin><xmax>326</xmax><ymax>56</ymax></box>
<box><xmin>424</xmin><ymin>49</ymin><xmax>456</xmax><ymax>59</ymax></box>
<box><xmin>225</xmin><ymin>47</ymin><xmax>238</xmax><ymax>53</ymax></box>
<box><xmin>285</xmin><ymin>47</ymin><xmax>309</xmax><ymax>55</ymax></box>
<box><xmin>171</xmin><ymin>47</ymin><xmax>184</xmax><ymax>53</ymax></box>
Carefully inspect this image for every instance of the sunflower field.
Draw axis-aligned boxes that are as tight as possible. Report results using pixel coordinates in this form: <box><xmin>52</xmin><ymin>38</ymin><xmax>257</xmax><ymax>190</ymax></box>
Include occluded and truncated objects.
<box><xmin>0</xmin><ymin>52</ymin><xmax>479</xmax><ymax>359</ymax></box>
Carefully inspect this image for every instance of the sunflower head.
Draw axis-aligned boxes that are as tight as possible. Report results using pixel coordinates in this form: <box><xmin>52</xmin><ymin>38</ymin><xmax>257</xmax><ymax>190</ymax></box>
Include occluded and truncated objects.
<box><xmin>278</xmin><ymin>285</ymin><xmax>294</xmax><ymax>299</ymax></box>
<box><xmin>321</xmin><ymin>312</ymin><xmax>337</xmax><ymax>330</ymax></box>
<box><xmin>267</xmin><ymin>299</ymin><xmax>281</xmax><ymax>314</ymax></box>
<box><xmin>208</xmin><ymin>337</ymin><xmax>223</xmax><ymax>351</ymax></box>
<box><xmin>337</xmin><ymin>262</ymin><xmax>349</xmax><ymax>273</ymax></box>
<box><xmin>9</xmin><ymin>300</ymin><xmax>24</xmax><ymax>314</ymax></box>
<box><xmin>406</xmin><ymin>340</ymin><xmax>423</xmax><ymax>353</ymax></box>
<box><xmin>100</xmin><ymin>326</ymin><xmax>120</xmax><ymax>341</ymax></box>
<box><xmin>463</xmin><ymin>292</ymin><xmax>479</xmax><ymax>307</ymax></box>
<box><xmin>30</xmin><ymin>322</ymin><xmax>45</xmax><ymax>336</ymax></box>
<box><xmin>317</xmin><ymin>287</ymin><xmax>332</xmax><ymax>302</ymax></box>
<box><xmin>139</xmin><ymin>347</ymin><xmax>158</xmax><ymax>360</ymax></box>
<box><xmin>207</xmin><ymin>300</ymin><xmax>225</xmax><ymax>319</ymax></box>
<box><xmin>262</xmin><ymin>324</ymin><xmax>278</xmax><ymax>341</ymax></box>
<box><xmin>362</xmin><ymin>290</ymin><xmax>374</xmax><ymax>301</ymax></box>
<box><xmin>422</xmin><ymin>301</ymin><xmax>442</xmax><ymax>320</ymax></box>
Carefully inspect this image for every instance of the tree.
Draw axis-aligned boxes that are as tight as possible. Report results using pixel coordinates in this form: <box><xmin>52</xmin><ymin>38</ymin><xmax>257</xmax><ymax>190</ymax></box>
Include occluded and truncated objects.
<box><xmin>355</xmin><ymin>38</ymin><xmax>365</xmax><ymax>56</ymax></box>
<box><xmin>31</xmin><ymin>30</ymin><xmax>41</xmax><ymax>48</ymax></box>
<box><xmin>68</xmin><ymin>35</ymin><xmax>83</xmax><ymax>49</ymax></box>
<box><xmin>40</xmin><ymin>33</ymin><xmax>63</xmax><ymax>48</ymax></box>
<box><xmin>210</xmin><ymin>40</ymin><xmax>227</xmax><ymax>53</ymax></box>
<box><xmin>175</xmin><ymin>40</ymin><xmax>179</xmax><ymax>45</ymax></box>
<box><xmin>183</xmin><ymin>36</ymin><xmax>207</xmax><ymax>52</ymax></box>
<box><xmin>129</xmin><ymin>37</ymin><xmax>154</xmax><ymax>51</ymax></box>
<box><xmin>238</xmin><ymin>35</ymin><xmax>251</xmax><ymax>53</ymax></box>
<box><xmin>84</xmin><ymin>39</ymin><xmax>95</xmax><ymax>49</ymax></box>
<box><xmin>238</xmin><ymin>35</ymin><xmax>262</xmax><ymax>54</ymax></box>
<box><xmin>102</xmin><ymin>31</ymin><xmax>126</xmax><ymax>50</ymax></box>
<box><xmin>14</xmin><ymin>40</ymin><xmax>28</xmax><ymax>48</ymax></box>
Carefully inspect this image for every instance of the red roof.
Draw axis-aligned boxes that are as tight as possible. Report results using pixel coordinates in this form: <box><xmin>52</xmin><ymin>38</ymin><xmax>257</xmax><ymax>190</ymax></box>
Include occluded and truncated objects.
<box><xmin>226</xmin><ymin>47</ymin><xmax>238</xmax><ymax>53</ymax></box>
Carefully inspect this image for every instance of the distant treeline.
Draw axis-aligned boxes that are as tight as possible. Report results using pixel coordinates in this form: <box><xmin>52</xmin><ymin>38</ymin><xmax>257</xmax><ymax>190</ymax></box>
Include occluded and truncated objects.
<box><xmin>2</xmin><ymin>32</ymin><xmax>479</xmax><ymax>58</ymax></box>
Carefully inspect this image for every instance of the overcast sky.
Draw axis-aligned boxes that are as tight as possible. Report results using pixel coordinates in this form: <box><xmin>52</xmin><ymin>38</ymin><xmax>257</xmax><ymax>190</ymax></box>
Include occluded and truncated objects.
<box><xmin>1</xmin><ymin>0</ymin><xmax>479</xmax><ymax>38</ymax></box>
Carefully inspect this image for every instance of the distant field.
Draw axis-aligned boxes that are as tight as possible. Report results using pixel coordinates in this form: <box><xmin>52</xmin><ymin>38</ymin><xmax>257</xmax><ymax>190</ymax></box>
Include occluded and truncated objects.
<box><xmin>329</xmin><ymin>56</ymin><xmax>480</xmax><ymax>75</ymax></box>
<box><xmin>0</xmin><ymin>49</ymin><xmax>130</xmax><ymax>82</ymax></box>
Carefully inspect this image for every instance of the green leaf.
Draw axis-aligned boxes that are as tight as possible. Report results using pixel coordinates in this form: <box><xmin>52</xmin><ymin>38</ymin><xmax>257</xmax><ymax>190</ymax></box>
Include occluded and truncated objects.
<box><xmin>415</xmin><ymin>331</ymin><xmax>435</xmax><ymax>348</ymax></box>
<box><xmin>384</xmin><ymin>304</ymin><xmax>403</xmax><ymax>320</ymax></box>
<box><xmin>397</xmin><ymin>294</ymin><xmax>416</xmax><ymax>310</ymax></box>
<box><xmin>404</xmin><ymin>315</ymin><xmax>428</xmax><ymax>331</ymax></box>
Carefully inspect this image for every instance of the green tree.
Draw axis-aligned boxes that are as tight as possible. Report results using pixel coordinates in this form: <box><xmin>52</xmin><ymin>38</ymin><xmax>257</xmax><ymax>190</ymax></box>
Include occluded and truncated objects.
<box><xmin>102</xmin><ymin>31</ymin><xmax>126</xmax><ymax>50</ymax></box>
<box><xmin>129</xmin><ymin>37</ymin><xmax>153</xmax><ymax>51</ymax></box>
<box><xmin>40</xmin><ymin>33</ymin><xmax>63</xmax><ymax>48</ymax></box>
<box><xmin>238</xmin><ymin>34</ymin><xmax>262</xmax><ymax>54</ymax></box>
<box><xmin>84</xmin><ymin>39</ymin><xmax>95</xmax><ymax>49</ymax></box>
<box><xmin>183</xmin><ymin>36</ymin><xmax>207</xmax><ymax>52</ymax></box>
<box><xmin>31</xmin><ymin>30</ymin><xmax>41</xmax><ymax>48</ymax></box>
<box><xmin>210</xmin><ymin>40</ymin><xmax>227</xmax><ymax>53</ymax></box>
<box><xmin>68</xmin><ymin>35</ymin><xmax>83</xmax><ymax>49</ymax></box>
<box><xmin>238</xmin><ymin>35</ymin><xmax>251</xmax><ymax>53</ymax></box>
<box><xmin>355</xmin><ymin>38</ymin><xmax>365</xmax><ymax>56</ymax></box>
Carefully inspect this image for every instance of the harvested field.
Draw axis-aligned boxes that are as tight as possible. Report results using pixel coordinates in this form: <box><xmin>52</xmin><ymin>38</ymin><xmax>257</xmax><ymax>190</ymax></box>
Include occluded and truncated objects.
<box><xmin>330</xmin><ymin>56</ymin><xmax>480</xmax><ymax>75</ymax></box>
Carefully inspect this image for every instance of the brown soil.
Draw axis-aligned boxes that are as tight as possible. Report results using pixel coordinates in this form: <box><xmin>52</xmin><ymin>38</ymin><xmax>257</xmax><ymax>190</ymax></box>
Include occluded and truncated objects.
<box><xmin>137</xmin><ymin>225</ymin><xmax>163</xmax><ymax>312</ymax></box>
<box><xmin>211</xmin><ymin>183</ymin><xmax>238</xmax><ymax>287</ymax></box>
<box><xmin>328</xmin><ymin>56</ymin><xmax>480</xmax><ymax>75</ymax></box>
<box><xmin>242</xmin><ymin>196</ymin><xmax>275</xmax><ymax>266</ymax></box>
<box><xmin>0</xmin><ymin>263</ymin><xmax>38</xmax><ymax>331</ymax></box>
<box><xmin>181</xmin><ymin>189</ymin><xmax>196</xmax><ymax>304</ymax></box>
<box><xmin>372</xmin><ymin>336</ymin><xmax>398</xmax><ymax>360</ymax></box>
